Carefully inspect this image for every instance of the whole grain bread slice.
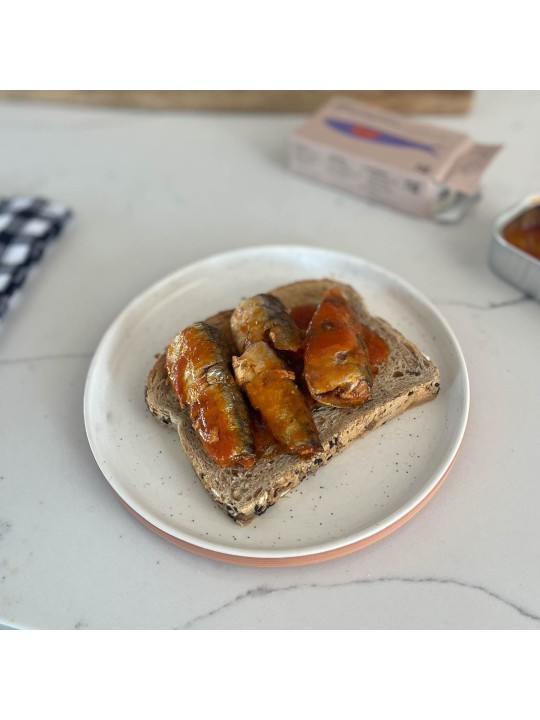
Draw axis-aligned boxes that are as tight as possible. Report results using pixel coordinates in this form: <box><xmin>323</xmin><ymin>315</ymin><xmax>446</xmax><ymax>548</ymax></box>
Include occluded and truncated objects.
<box><xmin>145</xmin><ymin>279</ymin><xmax>440</xmax><ymax>525</ymax></box>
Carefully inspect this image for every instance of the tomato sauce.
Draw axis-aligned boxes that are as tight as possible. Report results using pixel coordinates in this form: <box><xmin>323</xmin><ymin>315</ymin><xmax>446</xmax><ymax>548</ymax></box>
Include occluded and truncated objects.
<box><xmin>504</xmin><ymin>206</ymin><xmax>540</xmax><ymax>261</ymax></box>
<box><xmin>360</xmin><ymin>323</ymin><xmax>389</xmax><ymax>374</ymax></box>
<box><xmin>250</xmin><ymin>410</ymin><xmax>280</xmax><ymax>458</ymax></box>
<box><xmin>289</xmin><ymin>304</ymin><xmax>318</xmax><ymax>334</ymax></box>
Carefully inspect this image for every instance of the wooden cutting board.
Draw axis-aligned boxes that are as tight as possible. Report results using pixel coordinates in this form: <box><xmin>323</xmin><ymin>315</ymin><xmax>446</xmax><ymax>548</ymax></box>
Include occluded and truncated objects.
<box><xmin>0</xmin><ymin>90</ymin><xmax>473</xmax><ymax>114</ymax></box>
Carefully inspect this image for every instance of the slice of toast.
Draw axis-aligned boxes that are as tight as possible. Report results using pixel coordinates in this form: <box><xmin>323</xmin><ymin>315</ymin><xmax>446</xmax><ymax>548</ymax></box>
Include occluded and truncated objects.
<box><xmin>145</xmin><ymin>279</ymin><xmax>440</xmax><ymax>525</ymax></box>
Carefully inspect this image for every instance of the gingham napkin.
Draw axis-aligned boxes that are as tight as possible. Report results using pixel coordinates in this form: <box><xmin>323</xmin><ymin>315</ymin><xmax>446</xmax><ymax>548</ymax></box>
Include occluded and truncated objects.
<box><xmin>0</xmin><ymin>196</ymin><xmax>72</xmax><ymax>319</ymax></box>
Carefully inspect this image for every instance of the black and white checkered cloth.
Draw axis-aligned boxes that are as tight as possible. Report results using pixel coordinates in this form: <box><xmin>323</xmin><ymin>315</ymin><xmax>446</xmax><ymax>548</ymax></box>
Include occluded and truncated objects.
<box><xmin>0</xmin><ymin>196</ymin><xmax>72</xmax><ymax>319</ymax></box>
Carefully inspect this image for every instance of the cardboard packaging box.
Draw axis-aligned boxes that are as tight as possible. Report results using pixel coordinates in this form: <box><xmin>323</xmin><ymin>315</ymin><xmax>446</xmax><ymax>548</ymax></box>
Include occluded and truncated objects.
<box><xmin>288</xmin><ymin>97</ymin><xmax>501</xmax><ymax>221</ymax></box>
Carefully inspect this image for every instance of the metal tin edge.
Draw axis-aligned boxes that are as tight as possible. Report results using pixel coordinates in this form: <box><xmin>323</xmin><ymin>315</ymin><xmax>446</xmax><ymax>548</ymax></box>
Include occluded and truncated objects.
<box><xmin>491</xmin><ymin>193</ymin><xmax>540</xmax><ymax>268</ymax></box>
<box><xmin>489</xmin><ymin>193</ymin><xmax>540</xmax><ymax>300</ymax></box>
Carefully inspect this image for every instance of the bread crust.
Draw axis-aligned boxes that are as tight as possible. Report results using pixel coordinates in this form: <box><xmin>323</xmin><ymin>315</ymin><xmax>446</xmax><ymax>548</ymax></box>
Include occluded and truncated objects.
<box><xmin>145</xmin><ymin>279</ymin><xmax>440</xmax><ymax>525</ymax></box>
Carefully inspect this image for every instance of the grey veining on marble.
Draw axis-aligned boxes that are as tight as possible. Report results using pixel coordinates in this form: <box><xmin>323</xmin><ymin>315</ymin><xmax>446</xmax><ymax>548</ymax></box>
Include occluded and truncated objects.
<box><xmin>1</xmin><ymin>91</ymin><xmax>540</xmax><ymax>629</ymax></box>
<box><xmin>180</xmin><ymin>576</ymin><xmax>540</xmax><ymax>630</ymax></box>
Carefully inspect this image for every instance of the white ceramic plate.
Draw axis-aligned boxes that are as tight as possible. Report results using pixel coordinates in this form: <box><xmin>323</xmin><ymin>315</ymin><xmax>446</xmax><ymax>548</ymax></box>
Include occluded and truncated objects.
<box><xmin>84</xmin><ymin>245</ymin><xmax>469</xmax><ymax>566</ymax></box>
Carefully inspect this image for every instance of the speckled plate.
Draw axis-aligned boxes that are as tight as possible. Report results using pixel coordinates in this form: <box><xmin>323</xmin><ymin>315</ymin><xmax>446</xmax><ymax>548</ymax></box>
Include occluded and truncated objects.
<box><xmin>84</xmin><ymin>245</ymin><xmax>469</xmax><ymax>566</ymax></box>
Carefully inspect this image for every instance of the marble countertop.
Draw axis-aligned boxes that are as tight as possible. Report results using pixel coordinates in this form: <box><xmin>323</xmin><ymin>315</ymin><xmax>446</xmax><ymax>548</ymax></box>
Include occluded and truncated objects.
<box><xmin>1</xmin><ymin>91</ymin><xmax>539</xmax><ymax>629</ymax></box>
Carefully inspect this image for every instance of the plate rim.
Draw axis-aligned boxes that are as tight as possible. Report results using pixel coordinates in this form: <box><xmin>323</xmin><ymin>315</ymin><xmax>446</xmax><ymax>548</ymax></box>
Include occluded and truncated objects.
<box><xmin>84</xmin><ymin>244</ymin><xmax>470</xmax><ymax>561</ymax></box>
<box><xmin>113</xmin><ymin>449</ymin><xmax>460</xmax><ymax>566</ymax></box>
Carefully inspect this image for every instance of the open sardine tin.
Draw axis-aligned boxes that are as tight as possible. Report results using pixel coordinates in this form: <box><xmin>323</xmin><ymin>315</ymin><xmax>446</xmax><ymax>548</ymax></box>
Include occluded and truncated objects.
<box><xmin>288</xmin><ymin>96</ymin><xmax>501</xmax><ymax>221</ymax></box>
<box><xmin>489</xmin><ymin>193</ymin><xmax>540</xmax><ymax>302</ymax></box>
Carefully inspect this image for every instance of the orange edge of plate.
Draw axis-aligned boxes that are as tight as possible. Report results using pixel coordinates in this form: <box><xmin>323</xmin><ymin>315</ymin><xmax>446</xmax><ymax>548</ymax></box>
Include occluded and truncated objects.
<box><xmin>114</xmin><ymin>445</ymin><xmax>461</xmax><ymax>567</ymax></box>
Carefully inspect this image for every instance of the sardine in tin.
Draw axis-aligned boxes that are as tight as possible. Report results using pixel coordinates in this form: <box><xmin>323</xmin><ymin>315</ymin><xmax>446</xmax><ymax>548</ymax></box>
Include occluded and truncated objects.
<box><xmin>489</xmin><ymin>193</ymin><xmax>540</xmax><ymax>301</ymax></box>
